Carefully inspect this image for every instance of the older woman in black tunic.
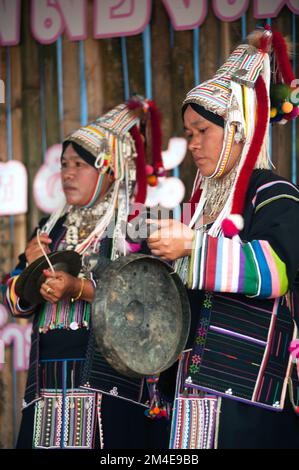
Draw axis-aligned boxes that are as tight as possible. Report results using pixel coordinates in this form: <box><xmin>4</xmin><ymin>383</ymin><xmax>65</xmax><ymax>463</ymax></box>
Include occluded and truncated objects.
<box><xmin>4</xmin><ymin>100</ymin><xmax>170</xmax><ymax>449</ymax></box>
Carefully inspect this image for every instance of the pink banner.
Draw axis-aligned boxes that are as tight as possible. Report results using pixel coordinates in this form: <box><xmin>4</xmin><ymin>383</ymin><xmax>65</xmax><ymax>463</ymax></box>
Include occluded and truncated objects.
<box><xmin>0</xmin><ymin>305</ymin><xmax>32</xmax><ymax>372</ymax></box>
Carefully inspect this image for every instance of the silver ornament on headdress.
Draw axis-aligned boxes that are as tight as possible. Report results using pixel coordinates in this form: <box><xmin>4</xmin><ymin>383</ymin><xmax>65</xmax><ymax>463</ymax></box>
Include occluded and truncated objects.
<box><xmin>95</xmin><ymin>137</ymin><xmax>110</xmax><ymax>169</ymax></box>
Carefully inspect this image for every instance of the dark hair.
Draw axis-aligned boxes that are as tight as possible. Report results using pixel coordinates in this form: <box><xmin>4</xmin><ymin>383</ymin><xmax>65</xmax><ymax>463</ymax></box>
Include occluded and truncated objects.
<box><xmin>182</xmin><ymin>102</ymin><xmax>225</xmax><ymax>128</ymax></box>
<box><xmin>61</xmin><ymin>141</ymin><xmax>96</xmax><ymax>167</ymax></box>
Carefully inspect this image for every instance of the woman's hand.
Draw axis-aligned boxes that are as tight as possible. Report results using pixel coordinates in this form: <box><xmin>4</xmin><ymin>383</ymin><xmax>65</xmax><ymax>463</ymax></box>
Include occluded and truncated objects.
<box><xmin>25</xmin><ymin>232</ymin><xmax>52</xmax><ymax>265</ymax></box>
<box><xmin>146</xmin><ymin>219</ymin><xmax>195</xmax><ymax>261</ymax></box>
<box><xmin>40</xmin><ymin>270</ymin><xmax>95</xmax><ymax>304</ymax></box>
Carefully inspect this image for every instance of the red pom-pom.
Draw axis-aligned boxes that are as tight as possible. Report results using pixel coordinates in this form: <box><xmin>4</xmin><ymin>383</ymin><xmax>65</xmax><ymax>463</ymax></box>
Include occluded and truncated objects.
<box><xmin>222</xmin><ymin>214</ymin><xmax>244</xmax><ymax>237</ymax></box>
<box><xmin>222</xmin><ymin>219</ymin><xmax>240</xmax><ymax>237</ymax></box>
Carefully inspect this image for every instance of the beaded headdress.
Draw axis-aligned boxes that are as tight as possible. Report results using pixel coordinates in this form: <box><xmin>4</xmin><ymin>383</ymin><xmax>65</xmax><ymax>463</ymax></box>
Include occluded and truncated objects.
<box><xmin>183</xmin><ymin>26</ymin><xmax>298</xmax><ymax>237</ymax></box>
<box><xmin>44</xmin><ymin>98</ymin><xmax>164</xmax><ymax>257</ymax></box>
<box><xmin>63</xmin><ymin>98</ymin><xmax>164</xmax><ymax>208</ymax></box>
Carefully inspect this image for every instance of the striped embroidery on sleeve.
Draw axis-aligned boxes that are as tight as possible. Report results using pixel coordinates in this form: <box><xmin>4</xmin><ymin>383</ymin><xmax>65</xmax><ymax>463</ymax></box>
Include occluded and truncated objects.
<box><xmin>5</xmin><ymin>276</ymin><xmax>35</xmax><ymax>316</ymax></box>
<box><xmin>252</xmin><ymin>180</ymin><xmax>299</xmax><ymax>212</ymax></box>
<box><xmin>188</xmin><ymin>232</ymin><xmax>288</xmax><ymax>298</ymax></box>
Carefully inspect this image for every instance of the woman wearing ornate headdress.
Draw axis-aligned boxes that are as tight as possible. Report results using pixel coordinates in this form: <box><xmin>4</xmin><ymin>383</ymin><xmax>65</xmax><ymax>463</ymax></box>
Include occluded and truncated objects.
<box><xmin>3</xmin><ymin>99</ymin><xmax>171</xmax><ymax>449</ymax></box>
<box><xmin>147</xmin><ymin>27</ymin><xmax>299</xmax><ymax>448</ymax></box>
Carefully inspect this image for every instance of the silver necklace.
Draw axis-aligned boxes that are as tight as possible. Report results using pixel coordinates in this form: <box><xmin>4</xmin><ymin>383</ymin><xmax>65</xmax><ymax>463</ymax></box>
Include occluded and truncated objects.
<box><xmin>203</xmin><ymin>166</ymin><xmax>238</xmax><ymax>218</ymax></box>
<box><xmin>64</xmin><ymin>189</ymin><xmax>113</xmax><ymax>250</ymax></box>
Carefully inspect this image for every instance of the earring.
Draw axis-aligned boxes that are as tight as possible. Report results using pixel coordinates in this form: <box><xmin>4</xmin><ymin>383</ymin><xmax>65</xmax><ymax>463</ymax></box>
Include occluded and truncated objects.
<box><xmin>234</xmin><ymin>131</ymin><xmax>243</xmax><ymax>144</ymax></box>
<box><xmin>95</xmin><ymin>152</ymin><xmax>106</xmax><ymax>169</ymax></box>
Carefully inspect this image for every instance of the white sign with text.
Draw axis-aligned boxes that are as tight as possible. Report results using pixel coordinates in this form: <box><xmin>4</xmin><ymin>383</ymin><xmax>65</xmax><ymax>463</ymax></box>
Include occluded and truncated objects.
<box><xmin>0</xmin><ymin>160</ymin><xmax>27</xmax><ymax>215</ymax></box>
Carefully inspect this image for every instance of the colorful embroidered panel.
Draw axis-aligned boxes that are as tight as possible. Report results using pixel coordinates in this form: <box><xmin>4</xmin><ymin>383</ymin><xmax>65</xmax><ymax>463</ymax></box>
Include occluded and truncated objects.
<box><xmin>188</xmin><ymin>233</ymin><xmax>288</xmax><ymax>298</ymax></box>
<box><xmin>39</xmin><ymin>298</ymin><xmax>91</xmax><ymax>333</ymax></box>
<box><xmin>33</xmin><ymin>389</ymin><xmax>97</xmax><ymax>449</ymax></box>
<box><xmin>184</xmin><ymin>293</ymin><xmax>295</xmax><ymax>411</ymax></box>
<box><xmin>170</xmin><ymin>397</ymin><xmax>219</xmax><ymax>449</ymax></box>
<box><xmin>170</xmin><ymin>350</ymin><xmax>220</xmax><ymax>449</ymax></box>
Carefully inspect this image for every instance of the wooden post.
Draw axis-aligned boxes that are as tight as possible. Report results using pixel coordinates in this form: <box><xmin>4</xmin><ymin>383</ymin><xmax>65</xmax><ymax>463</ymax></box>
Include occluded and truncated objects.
<box><xmin>200</xmin><ymin>6</ymin><xmax>219</xmax><ymax>82</ymax></box>
<box><xmin>151</xmin><ymin>0</ymin><xmax>173</xmax><ymax>148</ymax></box>
<box><xmin>272</xmin><ymin>8</ymin><xmax>293</xmax><ymax>180</ymax></box>
<box><xmin>42</xmin><ymin>44</ymin><xmax>60</xmax><ymax>148</ymax></box>
<box><xmin>220</xmin><ymin>17</ymin><xmax>242</xmax><ymax>61</ymax></box>
<box><xmin>169</xmin><ymin>24</ymin><xmax>196</xmax><ymax>200</ymax></box>
<box><xmin>126</xmin><ymin>33</ymin><xmax>145</xmax><ymax>99</ymax></box>
<box><xmin>0</xmin><ymin>44</ymin><xmax>13</xmax><ymax>450</ymax></box>
<box><xmin>62</xmin><ymin>39</ymin><xmax>81</xmax><ymax>136</ymax></box>
<box><xmin>0</xmin><ymin>48</ymin><xmax>8</xmax><ymax>165</ymax></box>
<box><xmin>10</xmin><ymin>43</ymin><xmax>29</xmax><ymax>449</ymax></box>
<box><xmin>100</xmin><ymin>38</ymin><xmax>124</xmax><ymax>111</ymax></box>
<box><xmin>20</xmin><ymin>3</ymin><xmax>43</xmax><ymax>234</ymax></box>
<box><xmin>85</xmin><ymin>0</ymin><xmax>104</xmax><ymax>122</ymax></box>
<box><xmin>246</xmin><ymin>2</ymin><xmax>257</xmax><ymax>34</ymax></box>
<box><xmin>220</xmin><ymin>21</ymin><xmax>231</xmax><ymax>60</ymax></box>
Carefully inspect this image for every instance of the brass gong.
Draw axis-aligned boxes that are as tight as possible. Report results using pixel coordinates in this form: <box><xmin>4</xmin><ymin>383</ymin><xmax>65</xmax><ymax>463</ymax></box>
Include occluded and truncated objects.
<box><xmin>92</xmin><ymin>254</ymin><xmax>191</xmax><ymax>378</ymax></box>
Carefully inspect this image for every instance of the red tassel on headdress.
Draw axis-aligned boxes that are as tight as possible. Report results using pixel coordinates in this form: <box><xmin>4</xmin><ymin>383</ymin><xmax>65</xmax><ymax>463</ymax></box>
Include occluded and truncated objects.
<box><xmin>222</xmin><ymin>75</ymin><xmax>269</xmax><ymax>237</ymax></box>
<box><xmin>147</xmin><ymin>100</ymin><xmax>163</xmax><ymax>174</ymax></box>
<box><xmin>127</xmin><ymin>98</ymin><xmax>164</xmax><ymax>205</ymax></box>
<box><xmin>272</xmin><ymin>30</ymin><xmax>295</xmax><ymax>85</ymax></box>
<box><xmin>127</xmin><ymin>99</ymin><xmax>142</xmax><ymax>112</ymax></box>
<box><xmin>127</xmin><ymin>98</ymin><xmax>164</xmax><ymax>223</ymax></box>
<box><xmin>259</xmin><ymin>24</ymin><xmax>272</xmax><ymax>53</ymax></box>
<box><xmin>129</xmin><ymin>124</ymin><xmax>147</xmax><ymax>205</ymax></box>
<box><xmin>128</xmin><ymin>98</ymin><xmax>164</xmax><ymax>171</ymax></box>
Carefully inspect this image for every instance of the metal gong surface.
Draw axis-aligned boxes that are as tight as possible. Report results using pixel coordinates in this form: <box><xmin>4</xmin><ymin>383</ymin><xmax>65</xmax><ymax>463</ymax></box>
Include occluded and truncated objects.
<box><xmin>92</xmin><ymin>254</ymin><xmax>191</xmax><ymax>378</ymax></box>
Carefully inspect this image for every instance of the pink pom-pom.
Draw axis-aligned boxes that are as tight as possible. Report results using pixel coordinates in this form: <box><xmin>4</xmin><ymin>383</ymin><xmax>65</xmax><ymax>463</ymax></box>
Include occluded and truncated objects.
<box><xmin>146</xmin><ymin>164</ymin><xmax>154</xmax><ymax>176</ymax></box>
<box><xmin>126</xmin><ymin>241</ymin><xmax>142</xmax><ymax>253</ymax></box>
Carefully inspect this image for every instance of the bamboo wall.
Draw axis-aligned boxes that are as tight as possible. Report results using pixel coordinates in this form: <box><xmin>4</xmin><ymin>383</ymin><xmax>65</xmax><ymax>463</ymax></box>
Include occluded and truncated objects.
<box><xmin>0</xmin><ymin>0</ymin><xmax>298</xmax><ymax>448</ymax></box>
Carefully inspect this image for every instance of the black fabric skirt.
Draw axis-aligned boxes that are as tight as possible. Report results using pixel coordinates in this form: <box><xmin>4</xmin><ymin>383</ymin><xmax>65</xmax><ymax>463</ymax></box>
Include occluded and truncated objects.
<box><xmin>218</xmin><ymin>393</ymin><xmax>299</xmax><ymax>449</ymax></box>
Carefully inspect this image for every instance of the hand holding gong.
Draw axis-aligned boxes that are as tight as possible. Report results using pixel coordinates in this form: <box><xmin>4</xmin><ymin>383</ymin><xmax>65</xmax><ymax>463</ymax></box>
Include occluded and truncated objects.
<box><xmin>147</xmin><ymin>219</ymin><xmax>195</xmax><ymax>261</ymax></box>
<box><xmin>25</xmin><ymin>232</ymin><xmax>52</xmax><ymax>265</ymax></box>
<box><xmin>15</xmin><ymin>251</ymin><xmax>82</xmax><ymax>305</ymax></box>
<box><xmin>40</xmin><ymin>270</ymin><xmax>81</xmax><ymax>304</ymax></box>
